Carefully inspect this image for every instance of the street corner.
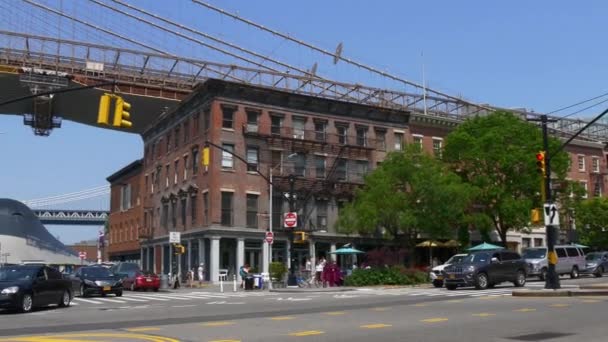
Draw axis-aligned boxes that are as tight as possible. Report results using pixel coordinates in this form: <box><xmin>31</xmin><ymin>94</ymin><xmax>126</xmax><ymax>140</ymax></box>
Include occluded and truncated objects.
<box><xmin>0</xmin><ymin>332</ymin><xmax>181</xmax><ymax>342</ymax></box>
<box><xmin>512</xmin><ymin>289</ymin><xmax>572</xmax><ymax>297</ymax></box>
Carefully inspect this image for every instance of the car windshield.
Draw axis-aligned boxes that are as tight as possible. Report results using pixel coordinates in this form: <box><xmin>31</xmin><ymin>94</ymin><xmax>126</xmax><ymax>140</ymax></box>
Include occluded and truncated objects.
<box><xmin>522</xmin><ymin>249</ymin><xmax>546</xmax><ymax>259</ymax></box>
<box><xmin>446</xmin><ymin>255</ymin><xmax>466</xmax><ymax>264</ymax></box>
<box><xmin>82</xmin><ymin>268</ymin><xmax>113</xmax><ymax>278</ymax></box>
<box><xmin>0</xmin><ymin>267</ymin><xmax>37</xmax><ymax>281</ymax></box>
<box><xmin>586</xmin><ymin>253</ymin><xmax>602</xmax><ymax>261</ymax></box>
<box><xmin>463</xmin><ymin>253</ymin><xmax>490</xmax><ymax>263</ymax></box>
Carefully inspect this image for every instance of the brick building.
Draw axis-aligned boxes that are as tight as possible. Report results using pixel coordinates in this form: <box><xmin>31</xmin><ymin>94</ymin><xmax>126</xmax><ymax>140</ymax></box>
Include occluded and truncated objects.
<box><xmin>66</xmin><ymin>240</ymin><xmax>107</xmax><ymax>263</ymax></box>
<box><xmin>129</xmin><ymin>78</ymin><xmax>607</xmax><ymax>281</ymax></box>
<box><xmin>106</xmin><ymin>159</ymin><xmax>144</xmax><ymax>263</ymax></box>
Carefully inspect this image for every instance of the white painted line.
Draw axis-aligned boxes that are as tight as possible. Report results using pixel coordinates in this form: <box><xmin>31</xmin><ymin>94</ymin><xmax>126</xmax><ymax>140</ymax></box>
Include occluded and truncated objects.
<box><xmin>72</xmin><ymin>298</ymin><xmax>103</xmax><ymax>304</ymax></box>
<box><xmin>94</xmin><ymin>297</ymin><xmax>128</xmax><ymax>303</ymax></box>
<box><xmin>120</xmin><ymin>297</ymin><xmax>148</xmax><ymax>302</ymax></box>
<box><xmin>127</xmin><ymin>295</ymin><xmax>170</xmax><ymax>301</ymax></box>
<box><xmin>171</xmin><ymin>304</ymin><xmax>197</xmax><ymax>308</ymax></box>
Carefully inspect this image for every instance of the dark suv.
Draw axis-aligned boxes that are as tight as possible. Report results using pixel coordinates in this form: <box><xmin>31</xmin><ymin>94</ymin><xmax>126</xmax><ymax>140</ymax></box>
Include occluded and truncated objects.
<box><xmin>443</xmin><ymin>250</ymin><xmax>527</xmax><ymax>290</ymax></box>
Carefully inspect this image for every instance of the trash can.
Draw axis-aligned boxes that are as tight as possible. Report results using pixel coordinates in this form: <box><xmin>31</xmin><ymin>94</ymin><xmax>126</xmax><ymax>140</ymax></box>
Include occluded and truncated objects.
<box><xmin>253</xmin><ymin>274</ymin><xmax>263</xmax><ymax>289</ymax></box>
<box><xmin>244</xmin><ymin>275</ymin><xmax>254</xmax><ymax>290</ymax></box>
<box><xmin>160</xmin><ymin>274</ymin><xmax>169</xmax><ymax>290</ymax></box>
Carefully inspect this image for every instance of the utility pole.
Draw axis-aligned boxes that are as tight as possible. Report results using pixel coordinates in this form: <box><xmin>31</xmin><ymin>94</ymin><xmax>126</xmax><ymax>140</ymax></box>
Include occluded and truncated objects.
<box><xmin>287</xmin><ymin>175</ymin><xmax>298</xmax><ymax>286</ymax></box>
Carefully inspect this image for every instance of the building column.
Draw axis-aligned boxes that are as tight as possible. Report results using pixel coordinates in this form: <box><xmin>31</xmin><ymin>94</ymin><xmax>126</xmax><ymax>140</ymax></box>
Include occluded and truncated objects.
<box><xmin>160</xmin><ymin>244</ymin><xmax>165</xmax><ymax>274</ymax></box>
<box><xmin>140</xmin><ymin>247</ymin><xmax>144</xmax><ymax>269</ymax></box>
<box><xmin>330</xmin><ymin>243</ymin><xmax>337</xmax><ymax>262</ymax></box>
<box><xmin>198</xmin><ymin>238</ymin><xmax>206</xmax><ymax>279</ymax></box>
<box><xmin>210</xmin><ymin>236</ymin><xmax>220</xmax><ymax>283</ymax></box>
<box><xmin>187</xmin><ymin>240</ymin><xmax>192</xmax><ymax>273</ymax></box>
<box><xmin>262</xmin><ymin>240</ymin><xmax>269</xmax><ymax>275</ymax></box>
<box><xmin>309</xmin><ymin>238</ymin><xmax>316</xmax><ymax>271</ymax></box>
<box><xmin>286</xmin><ymin>239</ymin><xmax>291</xmax><ymax>270</ymax></box>
<box><xmin>236</xmin><ymin>238</ymin><xmax>245</xmax><ymax>282</ymax></box>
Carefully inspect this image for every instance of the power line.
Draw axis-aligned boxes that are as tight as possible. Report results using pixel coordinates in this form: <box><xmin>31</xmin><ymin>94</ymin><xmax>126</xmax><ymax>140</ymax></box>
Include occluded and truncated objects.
<box><xmin>560</xmin><ymin>97</ymin><xmax>608</xmax><ymax>120</ymax></box>
<box><xmin>547</xmin><ymin>91</ymin><xmax>608</xmax><ymax>115</ymax></box>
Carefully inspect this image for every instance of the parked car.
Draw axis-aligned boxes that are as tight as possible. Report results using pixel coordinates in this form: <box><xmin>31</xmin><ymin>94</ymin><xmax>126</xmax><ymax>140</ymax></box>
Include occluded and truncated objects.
<box><xmin>522</xmin><ymin>245</ymin><xmax>586</xmax><ymax>280</ymax></box>
<box><xmin>581</xmin><ymin>251</ymin><xmax>608</xmax><ymax>277</ymax></box>
<box><xmin>443</xmin><ymin>250</ymin><xmax>527</xmax><ymax>290</ymax></box>
<box><xmin>122</xmin><ymin>270</ymin><xmax>160</xmax><ymax>291</ymax></box>
<box><xmin>110</xmin><ymin>262</ymin><xmax>141</xmax><ymax>281</ymax></box>
<box><xmin>0</xmin><ymin>265</ymin><xmax>72</xmax><ymax>313</ymax></box>
<box><xmin>70</xmin><ymin>266</ymin><xmax>123</xmax><ymax>297</ymax></box>
<box><xmin>429</xmin><ymin>254</ymin><xmax>467</xmax><ymax>288</ymax></box>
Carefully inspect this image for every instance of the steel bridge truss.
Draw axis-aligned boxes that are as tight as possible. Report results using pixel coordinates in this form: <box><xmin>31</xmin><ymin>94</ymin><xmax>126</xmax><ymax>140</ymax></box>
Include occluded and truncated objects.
<box><xmin>33</xmin><ymin>209</ymin><xmax>109</xmax><ymax>226</ymax></box>
<box><xmin>1</xmin><ymin>30</ymin><xmax>608</xmax><ymax>142</ymax></box>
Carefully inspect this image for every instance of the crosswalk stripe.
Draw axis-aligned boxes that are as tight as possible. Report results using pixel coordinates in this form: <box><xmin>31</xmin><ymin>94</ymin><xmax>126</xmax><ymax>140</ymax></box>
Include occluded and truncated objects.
<box><xmin>127</xmin><ymin>295</ymin><xmax>170</xmax><ymax>301</ymax></box>
<box><xmin>120</xmin><ymin>297</ymin><xmax>148</xmax><ymax>302</ymax></box>
<box><xmin>94</xmin><ymin>297</ymin><xmax>127</xmax><ymax>303</ymax></box>
<box><xmin>73</xmin><ymin>298</ymin><xmax>103</xmax><ymax>304</ymax></box>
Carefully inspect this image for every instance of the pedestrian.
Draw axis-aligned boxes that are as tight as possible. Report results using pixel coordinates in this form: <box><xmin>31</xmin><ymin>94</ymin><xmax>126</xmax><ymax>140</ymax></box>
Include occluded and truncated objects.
<box><xmin>198</xmin><ymin>263</ymin><xmax>205</xmax><ymax>287</ymax></box>
<box><xmin>239</xmin><ymin>263</ymin><xmax>250</xmax><ymax>289</ymax></box>
<box><xmin>315</xmin><ymin>257</ymin><xmax>325</xmax><ymax>287</ymax></box>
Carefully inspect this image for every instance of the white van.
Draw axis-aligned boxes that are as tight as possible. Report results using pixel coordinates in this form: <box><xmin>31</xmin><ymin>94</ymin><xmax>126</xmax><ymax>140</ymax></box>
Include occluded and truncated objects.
<box><xmin>523</xmin><ymin>245</ymin><xmax>586</xmax><ymax>280</ymax></box>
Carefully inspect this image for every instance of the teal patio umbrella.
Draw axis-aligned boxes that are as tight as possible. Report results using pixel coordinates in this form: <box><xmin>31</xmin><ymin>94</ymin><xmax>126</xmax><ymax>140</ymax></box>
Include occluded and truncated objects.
<box><xmin>329</xmin><ymin>247</ymin><xmax>365</xmax><ymax>255</ymax></box>
<box><xmin>467</xmin><ymin>242</ymin><xmax>504</xmax><ymax>251</ymax></box>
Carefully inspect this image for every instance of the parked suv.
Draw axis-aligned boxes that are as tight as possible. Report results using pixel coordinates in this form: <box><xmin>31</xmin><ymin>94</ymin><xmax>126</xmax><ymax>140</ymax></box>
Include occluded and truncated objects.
<box><xmin>429</xmin><ymin>254</ymin><xmax>467</xmax><ymax>288</ymax></box>
<box><xmin>522</xmin><ymin>245</ymin><xmax>585</xmax><ymax>280</ymax></box>
<box><xmin>443</xmin><ymin>250</ymin><xmax>527</xmax><ymax>290</ymax></box>
<box><xmin>581</xmin><ymin>251</ymin><xmax>608</xmax><ymax>277</ymax></box>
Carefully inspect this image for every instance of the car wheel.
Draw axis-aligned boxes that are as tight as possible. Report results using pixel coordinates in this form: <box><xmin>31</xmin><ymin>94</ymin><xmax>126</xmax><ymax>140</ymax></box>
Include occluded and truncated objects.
<box><xmin>475</xmin><ymin>273</ymin><xmax>489</xmax><ymax>290</ymax></box>
<box><xmin>487</xmin><ymin>283</ymin><xmax>496</xmax><ymax>289</ymax></box>
<box><xmin>58</xmin><ymin>290</ymin><xmax>71</xmax><ymax>307</ymax></box>
<box><xmin>570</xmin><ymin>266</ymin><xmax>579</xmax><ymax>279</ymax></box>
<box><xmin>513</xmin><ymin>270</ymin><xmax>526</xmax><ymax>287</ymax></box>
<box><xmin>116</xmin><ymin>290</ymin><xmax>123</xmax><ymax>297</ymax></box>
<box><xmin>130</xmin><ymin>283</ymin><xmax>135</xmax><ymax>291</ymax></box>
<box><xmin>539</xmin><ymin>268</ymin><xmax>547</xmax><ymax>281</ymax></box>
<box><xmin>446</xmin><ymin>284</ymin><xmax>457</xmax><ymax>291</ymax></box>
<box><xmin>432</xmin><ymin>280</ymin><xmax>443</xmax><ymax>288</ymax></box>
<box><xmin>595</xmin><ymin>267</ymin><xmax>604</xmax><ymax>278</ymax></box>
<box><xmin>19</xmin><ymin>293</ymin><xmax>33</xmax><ymax>313</ymax></box>
<box><xmin>153</xmin><ymin>287</ymin><xmax>159</xmax><ymax>292</ymax></box>
<box><xmin>80</xmin><ymin>284</ymin><xmax>87</xmax><ymax>298</ymax></box>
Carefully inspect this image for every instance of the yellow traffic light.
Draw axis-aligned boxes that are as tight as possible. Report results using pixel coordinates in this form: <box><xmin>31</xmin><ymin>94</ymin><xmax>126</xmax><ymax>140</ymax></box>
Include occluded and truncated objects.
<box><xmin>202</xmin><ymin>146</ymin><xmax>210</xmax><ymax>166</ymax></box>
<box><xmin>113</xmin><ymin>96</ymin><xmax>132</xmax><ymax>128</ymax></box>
<box><xmin>294</xmin><ymin>231</ymin><xmax>307</xmax><ymax>244</ymax></box>
<box><xmin>173</xmin><ymin>244</ymin><xmax>185</xmax><ymax>255</ymax></box>
<box><xmin>531</xmin><ymin>208</ymin><xmax>541</xmax><ymax>225</ymax></box>
<box><xmin>536</xmin><ymin>151</ymin><xmax>546</xmax><ymax>177</ymax></box>
<box><xmin>97</xmin><ymin>94</ymin><xmax>111</xmax><ymax>125</ymax></box>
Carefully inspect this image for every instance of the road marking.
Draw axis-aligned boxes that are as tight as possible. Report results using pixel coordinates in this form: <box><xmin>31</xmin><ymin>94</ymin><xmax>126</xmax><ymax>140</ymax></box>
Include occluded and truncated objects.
<box><xmin>472</xmin><ymin>313</ymin><xmax>496</xmax><ymax>317</ymax></box>
<box><xmin>72</xmin><ymin>298</ymin><xmax>103</xmax><ymax>304</ymax></box>
<box><xmin>288</xmin><ymin>330</ymin><xmax>324</xmax><ymax>337</ymax></box>
<box><xmin>412</xmin><ymin>303</ymin><xmax>428</xmax><ymax>307</ymax></box>
<box><xmin>209</xmin><ymin>340</ymin><xmax>241</xmax><ymax>342</ymax></box>
<box><xmin>421</xmin><ymin>318</ymin><xmax>448</xmax><ymax>323</ymax></box>
<box><xmin>360</xmin><ymin>324</ymin><xmax>392</xmax><ymax>329</ymax></box>
<box><xmin>94</xmin><ymin>297</ymin><xmax>127</xmax><ymax>303</ymax></box>
<box><xmin>325</xmin><ymin>311</ymin><xmax>345</xmax><ymax>316</ymax></box>
<box><xmin>446</xmin><ymin>299</ymin><xmax>463</xmax><ymax>303</ymax></box>
<box><xmin>201</xmin><ymin>321</ymin><xmax>235</xmax><ymax>327</ymax></box>
<box><xmin>371</xmin><ymin>307</ymin><xmax>389</xmax><ymax>311</ymax></box>
<box><xmin>270</xmin><ymin>316</ymin><xmax>295</xmax><ymax>320</ymax></box>
<box><xmin>514</xmin><ymin>308</ymin><xmax>536</xmax><ymax>312</ymax></box>
<box><xmin>582</xmin><ymin>299</ymin><xmax>600</xmax><ymax>303</ymax></box>
<box><xmin>120</xmin><ymin>297</ymin><xmax>149</xmax><ymax>302</ymax></box>
<box><xmin>171</xmin><ymin>304</ymin><xmax>197</xmax><ymax>308</ymax></box>
<box><xmin>0</xmin><ymin>332</ymin><xmax>179</xmax><ymax>342</ymax></box>
<box><xmin>125</xmin><ymin>327</ymin><xmax>161</xmax><ymax>332</ymax></box>
<box><xmin>549</xmin><ymin>304</ymin><xmax>570</xmax><ymax>308</ymax></box>
<box><xmin>128</xmin><ymin>295</ymin><xmax>169</xmax><ymax>301</ymax></box>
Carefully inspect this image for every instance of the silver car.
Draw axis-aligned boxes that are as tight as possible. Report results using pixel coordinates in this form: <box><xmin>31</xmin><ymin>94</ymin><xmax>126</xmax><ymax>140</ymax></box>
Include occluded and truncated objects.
<box><xmin>523</xmin><ymin>245</ymin><xmax>586</xmax><ymax>280</ymax></box>
<box><xmin>581</xmin><ymin>252</ymin><xmax>608</xmax><ymax>277</ymax></box>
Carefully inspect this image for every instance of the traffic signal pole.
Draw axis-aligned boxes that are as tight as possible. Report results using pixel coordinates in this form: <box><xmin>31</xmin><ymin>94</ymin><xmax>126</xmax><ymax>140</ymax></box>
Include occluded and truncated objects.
<box><xmin>287</xmin><ymin>175</ymin><xmax>298</xmax><ymax>287</ymax></box>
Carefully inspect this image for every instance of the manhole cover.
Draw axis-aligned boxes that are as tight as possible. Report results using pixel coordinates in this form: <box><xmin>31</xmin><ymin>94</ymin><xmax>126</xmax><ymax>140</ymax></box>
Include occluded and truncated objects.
<box><xmin>508</xmin><ymin>332</ymin><xmax>574</xmax><ymax>341</ymax></box>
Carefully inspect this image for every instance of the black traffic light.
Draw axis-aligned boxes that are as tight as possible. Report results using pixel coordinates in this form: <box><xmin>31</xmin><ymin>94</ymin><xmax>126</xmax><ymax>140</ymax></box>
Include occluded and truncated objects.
<box><xmin>536</xmin><ymin>151</ymin><xmax>546</xmax><ymax>177</ymax></box>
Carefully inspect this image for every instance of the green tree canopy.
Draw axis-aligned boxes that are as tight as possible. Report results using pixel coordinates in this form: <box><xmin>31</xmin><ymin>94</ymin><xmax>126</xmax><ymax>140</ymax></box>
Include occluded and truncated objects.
<box><xmin>576</xmin><ymin>198</ymin><xmax>608</xmax><ymax>249</ymax></box>
<box><xmin>336</xmin><ymin>147</ymin><xmax>475</xmax><ymax>254</ymax></box>
<box><xmin>443</xmin><ymin>111</ymin><xmax>570</xmax><ymax>244</ymax></box>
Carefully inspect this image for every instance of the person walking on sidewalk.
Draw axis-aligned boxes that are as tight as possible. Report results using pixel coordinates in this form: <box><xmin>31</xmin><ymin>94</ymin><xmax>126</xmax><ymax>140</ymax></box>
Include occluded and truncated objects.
<box><xmin>198</xmin><ymin>263</ymin><xmax>205</xmax><ymax>287</ymax></box>
<box><xmin>239</xmin><ymin>264</ymin><xmax>250</xmax><ymax>289</ymax></box>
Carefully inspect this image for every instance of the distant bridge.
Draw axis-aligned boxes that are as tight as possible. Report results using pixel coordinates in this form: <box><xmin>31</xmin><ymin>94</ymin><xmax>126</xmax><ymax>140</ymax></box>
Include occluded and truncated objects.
<box><xmin>33</xmin><ymin>209</ymin><xmax>109</xmax><ymax>226</ymax></box>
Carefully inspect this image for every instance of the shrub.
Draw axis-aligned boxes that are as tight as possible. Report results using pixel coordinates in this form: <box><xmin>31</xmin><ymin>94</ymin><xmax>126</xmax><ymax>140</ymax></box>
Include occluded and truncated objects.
<box><xmin>344</xmin><ymin>266</ymin><xmax>428</xmax><ymax>286</ymax></box>
<box><xmin>269</xmin><ymin>262</ymin><xmax>287</xmax><ymax>281</ymax></box>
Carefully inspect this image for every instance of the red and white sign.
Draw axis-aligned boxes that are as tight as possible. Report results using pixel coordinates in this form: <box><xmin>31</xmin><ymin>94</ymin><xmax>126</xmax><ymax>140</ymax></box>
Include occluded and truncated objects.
<box><xmin>79</xmin><ymin>251</ymin><xmax>87</xmax><ymax>260</ymax></box>
<box><xmin>265</xmin><ymin>231</ymin><xmax>274</xmax><ymax>244</ymax></box>
<box><xmin>283</xmin><ymin>212</ymin><xmax>298</xmax><ymax>228</ymax></box>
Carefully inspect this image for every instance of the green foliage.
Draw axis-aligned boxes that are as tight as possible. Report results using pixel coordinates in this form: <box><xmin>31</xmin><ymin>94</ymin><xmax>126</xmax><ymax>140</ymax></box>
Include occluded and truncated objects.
<box><xmin>576</xmin><ymin>198</ymin><xmax>608</xmax><ymax>249</ymax></box>
<box><xmin>443</xmin><ymin>112</ymin><xmax>570</xmax><ymax>243</ymax></box>
<box><xmin>344</xmin><ymin>266</ymin><xmax>429</xmax><ymax>286</ymax></box>
<box><xmin>269</xmin><ymin>262</ymin><xmax>287</xmax><ymax>281</ymax></box>
<box><xmin>336</xmin><ymin>146</ymin><xmax>475</xmax><ymax>252</ymax></box>
<box><xmin>457</xmin><ymin>225</ymin><xmax>470</xmax><ymax>251</ymax></box>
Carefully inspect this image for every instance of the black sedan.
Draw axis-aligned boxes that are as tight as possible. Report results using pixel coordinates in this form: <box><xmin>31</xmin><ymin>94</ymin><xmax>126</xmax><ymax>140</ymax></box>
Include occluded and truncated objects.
<box><xmin>0</xmin><ymin>265</ymin><xmax>72</xmax><ymax>313</ymax></box>
<box><xmin>70</xmin><ymin>266</ymin><xmax>123</xmax><ymax>297</ymax></box>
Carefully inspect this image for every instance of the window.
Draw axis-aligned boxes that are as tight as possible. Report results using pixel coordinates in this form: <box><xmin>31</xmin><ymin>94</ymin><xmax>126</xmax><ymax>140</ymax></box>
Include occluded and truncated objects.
<box><xmin>174</xmin><ymin>127</ymin><xmax>180</xmax><ymax>149</ymax></box>
<box><xmin>354</xmin><ymin>160</ymin><xmax>369</xmax><ymax>181</ymax></box>
<box><xmin>246</xmin><ymin>194</ymin><xmax>258</xmax><ymax>228</ymax></box>
<box><xmin>394</xmin><ymin>132</ymin><xmax>403</xmax><ymax>151</ymax></box>
<box><xmin>165</xmin><ymin>165</ymin><xmax>170</xmax><ymax>188</ymax></box>
<box><xmin>433</xmin><ymin>138</ymin><xmax>443</xmax><ymax>158</ymax></box>
<box><xmin>271</xmin><ymin>115</ymin><xmax>282</xmax><ymax>135</ymax></box>
<box><xmin>221</xmin><ymin>144</ymin><xmax>234</xmax><ymax>169</ymax></box>
<box><xmin>336</xmin><ymin>158</ymin><xmax>347</xmax><ymax>180</ymax></box>
<box><xmin>315</xmin><ymin>122</ymin><xmax>326</xmax><ymax>141</ymax></box>
<box><xmin>293</xmin><ymin>117</ymin><xmax>305</xmax><ymax>139</ymax></box>
<box><xmin>246</xmin><ymin>146</ymin><xmax>259</xmax><ymax>172</ymax></box>
<box><xmin>566</xmin><ymin>248</ymin><xmax>579</xmax><ymax>257</ymax></box>
<box><xmin>375</xmin><ymin>129</ymin><xmax>386</xmax><ymax>150</ymax></box>
<box><xmin>356</xmin><ymin>127</ymin><xmax>367</xmax><ymax>147</ymax></box>
<box><xmin>221</xmin><ymin>192</ymin><xmax>233</xmax><ymax>226</ymax></box>
<box><xmin>174</xmin><ymin>160</ymin><xmax>179</xmax><ymax>184</ymax></box>
<box><xmin>556</xmin><ymin>248</ymin><xmax>567</xmax><ymax>258</ymax></box>
<box><xmin>315</xmin><ymin>155</ymin><xmax>326</xmax><ymax>179</ymax></box>
<box><xmin>316</xmin><ymin>200</ymin><xmax>328</xmax><ymax>231</ymax></box>
<box><xmin>191</xmin><ymin>195</ymin><xmax>197</xmax><ymax>224</ymax></box>
<box><xmin>578</xmin><ymin>155</ymin><xmax>586</xmax><ymax>171</ymax></box>
<box><xmin>204</xmin><ymin>110</ymin><xmax>210</xmax><ymax>131</ymax></box>
<box><xmin>120</xmin><ymin>184</ymin><xmax>131</xmax><ymax>211</ymax></box>
<box><xmin>580</xmin><ymin>181</ymin><xmax>588</xmax><ymax>198</ymax></box>
<box><xmin>534</xmin><ymin>238</ymin><xmax>543</xmax><ymax>247</ymax></box>
<box><xmin>166</xmin><ymin>132</ymin><xmax>171</xmax><ymax>152</ymax></box>
<box><xmin>222</xmin><ymin>106</ymin><xmax>235</xmax><ymax>129</ymax></box>
<box><xmin>522</xmin><ymin>238</ymin><xmax>531</xmax><ymax>248</ymax></box>
<box><xmin>413</xmin><ymin>135</ymin><xmax>423</xmax><ymax>150</ymax></box>
<box><xmin>181</xmin><ymin>197</ymin><xmax>187</xmax><ymax>226</ymax></box>
<box><xmin>594</xmin><ymin>181</ymin><xmax>602</xmax><ymax>197</ymax></box>
<box><xmin>271</xmin><ymin>150</ymin><xmax>282</xmax><ymax>174</ymax></box>
<box><xmin>183</xmin><ymin>155</ymin><xmax>189</xmax><ymax>180</ymax></box>
<box><xmin>593</xmin><ymin>157</ymin><xmax>600</xmax><ymax>173</ymax></box>
<box><xmin>183</xmin><ymin>120</ymin><xmax>190</xmax><ymax>143</ymax></box>
<box><xmin>192</xmin><ymin>148</ymin><xmax>199</xmax><ymax>174</ymax></box>
<box><xmin>194</xmin><ymin>112</ymin><xmax>200</xmax><ymax>134</ymax></box>
<box><xmin>294</xmin><ymin>153</ymin><xmax>306</xmax><ymax>176</ymax></box>
<box><xmin>162</xmin><ymin>204</ymin><xmax>168</xmax><ymax>228</ymax></box>
<box><xmin>501</xmin><ymin>252</ymin><xmax>520</xmax><ymax>261</ymax></box>
<box><xmin>272</xmin><ymin>196</ymin><xmax>283</xmax><ymax>229</ymax></box>
<box><xmin>203</xmin><ymin>192</ymin><xmax>209</xmax><ymax>225</ymax></box>
<box><xmin>337</xmin><ymin>125</ymin><xmax>348</xmax><ymax>145</ymax></box>
<box><xmin>246</xmin><ymin>111</ymin><xmax>258</xmax><ymax>133</ymax></box>
<box><xmin>171</xmin><ymin>200</ymin><xmax>177</xmax><ymax>228</ymax></box>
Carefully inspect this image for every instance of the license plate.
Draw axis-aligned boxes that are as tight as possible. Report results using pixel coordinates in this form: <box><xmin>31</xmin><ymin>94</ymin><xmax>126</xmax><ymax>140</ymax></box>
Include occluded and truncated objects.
<box><xmin>436</xmin><ymin>276</ymin><xmax>443</xmax><ymax>280</ymax></box>
<box><xmin>449</xmin><ymin>274</ymin><xmax>455</xmax><ymax>279</ymax></box>
<box><xmin>146</xmin><ymin>278</ymin><xmax>152</xmax><ymax>282</ymax></box>
<box><xmin>103</xmin><ymin>286</ymin><xmax>111</xmax><ymax>291</ymax></box>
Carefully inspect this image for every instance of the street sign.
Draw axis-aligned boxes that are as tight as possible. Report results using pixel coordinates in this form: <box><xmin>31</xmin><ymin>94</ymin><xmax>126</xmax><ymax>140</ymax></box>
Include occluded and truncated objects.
<box><xmin>284</xmin><ymin>212</ymin><xmax>298</xmax><ymax>228</ymax></box>
<box><xmin>543</xmin><ymin>203</ymin><xmax>560</xmax><ymax>226</ymax></box>
<box><xmin>169</xmin><ymin>231</ymin><xmax>181</xmax><ymax>243</ymax></box>
<box><xmin>265</xmin><ymin>231</ymin><xmax>274</xmax><ymax>244</ymax></box>
<box><xmin>79</xmin><ymin>251</ymin><xmax>87</xmax><ymax>260</ymax></box>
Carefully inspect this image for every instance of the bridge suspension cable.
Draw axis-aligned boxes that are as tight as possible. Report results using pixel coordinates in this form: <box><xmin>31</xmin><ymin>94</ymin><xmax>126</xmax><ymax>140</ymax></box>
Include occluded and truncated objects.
<box><xmin>22</xmin><ymin>185</ymin><xmax>110</xmax><ymax>208</ymax></box>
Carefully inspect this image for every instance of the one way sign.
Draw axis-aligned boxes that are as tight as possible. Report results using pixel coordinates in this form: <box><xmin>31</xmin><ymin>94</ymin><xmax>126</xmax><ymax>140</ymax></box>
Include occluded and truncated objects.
<box><xmin>543</xmin><ymin>203</ymin><xmax>560</xmax><ymax>226</ymax></box>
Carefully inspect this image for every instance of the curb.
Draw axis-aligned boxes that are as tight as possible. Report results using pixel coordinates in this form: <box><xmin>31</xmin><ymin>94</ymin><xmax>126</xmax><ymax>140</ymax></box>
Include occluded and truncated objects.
<box><xmin>269</xmin><ymin>288</ymin><xmax>355</xmax><ymax>293</ymax></box>
<box><xmin>512</xmin><ymin>289</ymin><xmax>608</xmax><ymax>297</ymax></box>
<box><xmin>579</xmin><ymin>285</ymin><xmax>608</xmax><ymax>290</ymax></box>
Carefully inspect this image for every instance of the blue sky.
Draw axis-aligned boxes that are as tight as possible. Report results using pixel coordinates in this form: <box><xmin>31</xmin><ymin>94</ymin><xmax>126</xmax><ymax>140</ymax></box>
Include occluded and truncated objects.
<box><xmin>1</xmin><ymin>1</ymin><xmax>608</xmax><ymax>243</ymax></box>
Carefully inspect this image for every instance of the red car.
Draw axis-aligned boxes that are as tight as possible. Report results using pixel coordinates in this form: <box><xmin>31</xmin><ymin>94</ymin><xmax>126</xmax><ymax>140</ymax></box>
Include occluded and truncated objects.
<box><xmin>122</xmin><ymin>271</ymin><xmax>160</xmax><ymax>292</ymax></box>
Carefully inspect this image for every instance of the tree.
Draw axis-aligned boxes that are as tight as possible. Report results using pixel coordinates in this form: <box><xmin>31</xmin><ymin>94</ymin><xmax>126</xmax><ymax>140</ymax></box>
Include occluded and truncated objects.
<box><xmin>443</xmin><ymin>111</ymin><xmax>569</xmax><ymax>244</ymax></box>
<box><xmin>336</xmin><ymin>147</ymin><xmax>475</xmax><ymax>264</ymax></box>
<box><xmin>575</xmin><ymin>198</ymin><xmax>608</xmax><ymax>249</ymax></box>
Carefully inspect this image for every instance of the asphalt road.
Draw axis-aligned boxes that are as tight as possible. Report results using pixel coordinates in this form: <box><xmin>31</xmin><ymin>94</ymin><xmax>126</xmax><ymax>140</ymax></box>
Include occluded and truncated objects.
<box><xmin>1</xmin><ymin>276</ymin><xmax>606</xmax><ymax>342</ymax></box>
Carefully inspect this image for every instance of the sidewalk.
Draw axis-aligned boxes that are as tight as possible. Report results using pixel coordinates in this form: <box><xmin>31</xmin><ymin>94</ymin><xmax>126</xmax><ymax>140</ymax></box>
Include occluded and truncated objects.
<box><xmin>513</xmin><ymin>283</ymin><xmax>608</xmax><ymax>297</ymax></box>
